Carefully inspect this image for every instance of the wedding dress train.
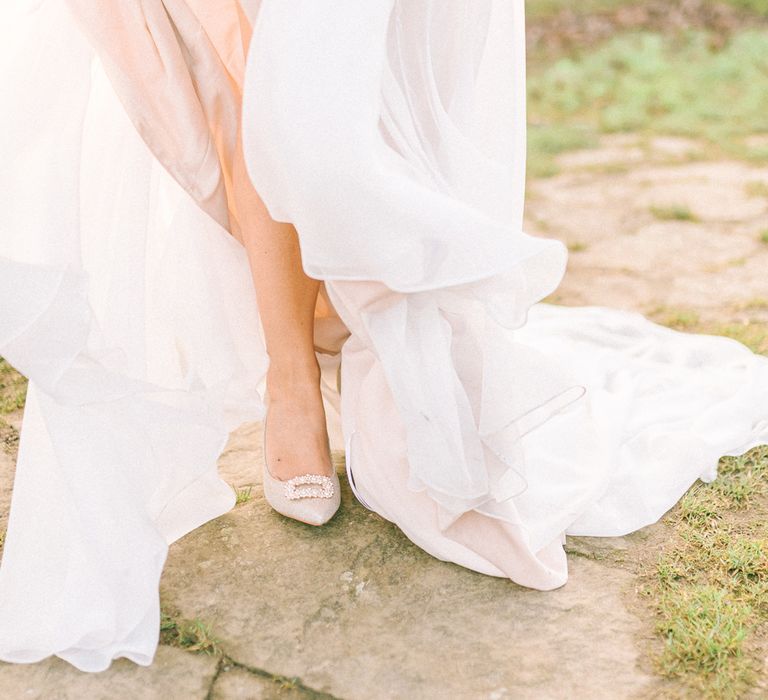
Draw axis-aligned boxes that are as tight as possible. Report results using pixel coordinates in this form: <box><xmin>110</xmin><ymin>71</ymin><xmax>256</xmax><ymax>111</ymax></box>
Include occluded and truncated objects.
<box><xmin>0</xmin><ymin>0</ymin><xmax>766</xmax><ymax>672</ymax></box>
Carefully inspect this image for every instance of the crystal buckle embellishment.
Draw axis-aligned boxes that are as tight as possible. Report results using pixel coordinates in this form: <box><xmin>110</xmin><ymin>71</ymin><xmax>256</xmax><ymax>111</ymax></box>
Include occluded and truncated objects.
<box><xmin>284</xmin><ymin>474</ymin><xmax>335</xmax><ymax>500</ymax></box>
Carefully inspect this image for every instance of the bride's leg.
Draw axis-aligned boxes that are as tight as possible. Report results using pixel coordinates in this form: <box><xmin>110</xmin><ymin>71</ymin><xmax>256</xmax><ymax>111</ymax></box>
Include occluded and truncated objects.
<box><xmin>231</xmin><ymin>128</ymin><xmax>334</xmax><ymax>481</ymax></box>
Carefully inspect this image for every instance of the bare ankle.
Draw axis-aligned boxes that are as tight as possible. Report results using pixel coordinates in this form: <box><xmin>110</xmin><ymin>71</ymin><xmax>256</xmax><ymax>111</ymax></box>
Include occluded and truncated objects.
<box><xmin>266</xmin><ymin>356</ymin><xmax>321</xmax><ymax>397</ymax></box>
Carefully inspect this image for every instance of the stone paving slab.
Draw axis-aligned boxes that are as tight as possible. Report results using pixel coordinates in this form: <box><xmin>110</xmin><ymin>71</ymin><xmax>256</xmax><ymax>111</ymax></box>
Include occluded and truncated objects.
<box><xmin>0</xmin><ymin>646</ymin><xmax>218</xmax><ymax>700</ymax></box>
<box><xmin>163</xmin><ymin>440</ymin><xmax>662</xmax><ymax>700</ymax></box>
<box><xmin>528</xmin><ymin>158</ymin><xmax>768</xmax><ymax>320</ymax></box>
<box><xmin>211</xmin><ymin>666</ymin><xmax>310</xmax><ymax>700</ymax></box>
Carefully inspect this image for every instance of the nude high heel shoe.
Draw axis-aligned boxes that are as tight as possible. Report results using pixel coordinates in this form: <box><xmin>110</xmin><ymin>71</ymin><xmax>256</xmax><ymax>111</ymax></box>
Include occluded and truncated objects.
<box><xmin>261</xmin><ymin>411</ymin><xmax>341</xmax><ymax>527</ymax></box>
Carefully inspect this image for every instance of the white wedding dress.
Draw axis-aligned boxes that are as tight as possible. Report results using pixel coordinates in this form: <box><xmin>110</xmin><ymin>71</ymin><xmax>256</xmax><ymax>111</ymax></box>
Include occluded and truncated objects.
<box><xmin>1</xmin><ymin>0</ymin><xmax>767</xmax><ymax>672</ymax></box>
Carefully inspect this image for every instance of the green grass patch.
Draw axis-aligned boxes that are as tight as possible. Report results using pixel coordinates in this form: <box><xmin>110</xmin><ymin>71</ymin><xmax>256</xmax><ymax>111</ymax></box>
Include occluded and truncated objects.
<box><xmin>649</xmin><ymin>204</ymin><xmax>699</xmax><ymax>222</ymax></box>
<box><xmin>727</xmin><ymin>0</ymin><xmax>768</xmax><ymax>14</ymax></box>
<box><xmin>744</xmin><ymin>180</ymin><xmax>768</xmax><ymax>197</ymax></box>
<box><xmin>725</xmin><ymin>538</ymin><xmax>768</xmax><ymax>582</ymax></box>
<box><xmin>759</xmin><ymin>229</ymin><xmax>768</xmax><ymax>244</ymax></box>
<box><xmin>526</xmin><ymin>0</ymin><xmax>631</xmax><ymax>20</ymax></box>
<box><xmin>679</xmin><ymin>490</ymin><xmax>722</xmax><ymax>528</ymax></box>
<box><xmin>232</xmin><ymin>484</ymin><xmax>253</xmax><ymax>506</ymax></box>
<box><xmin>657</xmin><ymin>586</ymin><xmax>752</xmax><ymax>681</ymax></box>
<box><xmin>715</xmin><ymin>322</ymin><xmax>768</xmax><ymax>354</ymax></box>
<box><xmin>0</xmin><ymin>358</ymin><xmax>26</xmax><ymax>414</ymax></box>
<box><xmin>527</xmin><ymin>124</ymin><xmax>598</xmax><ymax>177</ymax></box>
<box><xmin>745</xmin><ymin>137</ymin><xmax>768</xmax><ymax>161</ymax></box>
<box><xmin>527</xmin><ymin>30</ymin><xmax>768</xmax><ymax>173</ymax></box>
<box><xmin>651</xmin><ymin>307</ymin><xmax>701</xmax><ymax>330</ymax></box>
<box><xmin>739</xmin><ymin>297</ymin><xmax>768</xmax><ymax>310</ymax></box>
<box><xmin>651</xmin><ymin>309</ymin><xmax>768</xmax><ymax>355</ymax></box>
<box><xmin>160</xmin><ymin>610</ymin><xmax>222</xmax><ymax>656</ymax></box>
<box><xmin>741</xmin><ymin>297</ymin><xmax>768</xmax><ymax>311</ymax></box>
<box><xmin>0</xmin><ymin>418</ymin><xmax>20</xmax><ymax>456</ymax></box>
<box><xmin>643</xmin><ymin>445</ymin><xmax>768</xmax><ymax>697</ymax></box>
<box><xmin>526</xmin><ymin>0</ymin><xmax>768</xmax><ymax>21</ymax></box>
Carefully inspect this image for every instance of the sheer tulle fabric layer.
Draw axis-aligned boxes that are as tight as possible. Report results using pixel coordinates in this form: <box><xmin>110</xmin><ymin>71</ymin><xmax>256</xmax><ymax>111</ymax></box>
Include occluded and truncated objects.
<box><xmin>0</xmin><ymin>0</ymin><xmax>767</xmax><ymax>674</ymax></box>
<box><xmin>239</xmin><ymin>0</ymin><xmax>768</xmax><ymax>582</ymax></box>
<box><xmin>0</xmin><ymin>2</ymin><xmax>267</xmax><ymax>670</ymax></box>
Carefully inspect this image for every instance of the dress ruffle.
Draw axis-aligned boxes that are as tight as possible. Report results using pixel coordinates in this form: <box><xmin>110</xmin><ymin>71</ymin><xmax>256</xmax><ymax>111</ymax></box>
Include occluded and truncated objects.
<box><xmin>240</xmin><ymin>0</ymin><xmax>768</xmax><ymax>588</ymax></box>
<box><xmin>0</xmin><ymin>3</ymin><xmax>266</xmax><ymax>669</ymax></box>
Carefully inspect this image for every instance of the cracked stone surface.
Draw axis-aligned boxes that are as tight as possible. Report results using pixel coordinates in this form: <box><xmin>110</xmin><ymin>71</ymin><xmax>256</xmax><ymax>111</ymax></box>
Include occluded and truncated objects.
<box><xmin>210</xmin><ymin>666</ymin><xmax>311</xmax><ymax>700</ymax></box>
<box><xmin>0</xmin><ymin>646</ymin><xmax>218</xmax><ymax>700</ymax></box>
<box><xmin>162</xmin><ymin>458</ymin><xmax>662</xmax><ymax>699</ymax></box>
<box><xmin>2</xmin><ymin>139</ymin><xmax>767</xmax><ymax>698</ymax></box>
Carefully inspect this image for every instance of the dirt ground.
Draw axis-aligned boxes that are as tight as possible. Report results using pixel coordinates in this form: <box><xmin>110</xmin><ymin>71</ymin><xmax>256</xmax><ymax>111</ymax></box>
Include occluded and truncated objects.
<box><xmin>533</xmin><ymin>134</ymin><xmax>768</xmax><ymax>332</ymax></box>
<box><xmin>1</xmin><ymin>137</ymin><xmax>767</xmax><ymax>699</ymax></box>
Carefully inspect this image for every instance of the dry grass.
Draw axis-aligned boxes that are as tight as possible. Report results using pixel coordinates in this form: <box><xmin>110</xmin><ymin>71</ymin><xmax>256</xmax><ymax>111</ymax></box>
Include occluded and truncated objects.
<box><xmin>160</xmin><ymin>609</ymin><xmax>223</xmax><ymax>656</ymax></box>
<box><xmin>649</xmin><ymin>205</ymin><xmax>700</xmax><ymax>222</ymax></box>
<box><xmin>640</xmin><ymin>446</ymin><xmax>768</xmax><ymax>698</ymax></box>
<box><xmin>232</xmin><ymin>485</ymin><xmax>254</xmax><ymax>506</ymax></box>
<box><xmin>0</xmin><ymin>358</ymin><xmax>26</xmax><ymax>415</ymax></box>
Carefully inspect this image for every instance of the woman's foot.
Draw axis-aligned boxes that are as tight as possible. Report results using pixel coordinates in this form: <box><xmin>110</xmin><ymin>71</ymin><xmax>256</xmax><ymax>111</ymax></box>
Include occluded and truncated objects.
<box><xmin>263</xmin><ymin>359</ymin><xmax>334</xmax><ymax>481</ymax></box>
<box><xmin>262</xmin><ymin>359</ymin><xmax>340</xmax><ymax>526</ymax></box>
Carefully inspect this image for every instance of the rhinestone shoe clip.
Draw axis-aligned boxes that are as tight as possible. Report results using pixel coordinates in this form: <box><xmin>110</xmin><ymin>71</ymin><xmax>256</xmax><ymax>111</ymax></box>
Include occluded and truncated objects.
<box><xmin>284</xmin><ymin>474</ymin><xmax>335</xmax><ymax>500</ymax></box>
